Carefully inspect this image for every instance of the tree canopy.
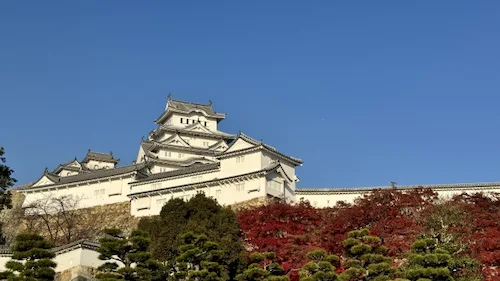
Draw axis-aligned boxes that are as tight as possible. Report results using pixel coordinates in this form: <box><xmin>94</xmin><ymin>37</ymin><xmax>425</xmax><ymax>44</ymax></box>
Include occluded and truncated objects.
<box><xmin>1</xmin><ymin>233</ymin><xmax>57</xmax><ymax>281</ymax></box>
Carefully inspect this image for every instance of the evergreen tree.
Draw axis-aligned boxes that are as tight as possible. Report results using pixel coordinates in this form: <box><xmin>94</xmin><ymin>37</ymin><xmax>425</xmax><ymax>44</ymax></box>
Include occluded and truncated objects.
<box><xmin>0</xmin><ymin>147</ymin><xmax>15</xmax><ymax>245</ymax></box>
<box><xmin>404</xmin><ymin>238</ymin><xmax>454</xmax><ymax>281</ymax></box>
<box><xmin>1</xmin><ymin>233</ymin><xmax>56</xmax><ymax>281</ymax></box>
<box><xmin>96</xmin><ymin>228</ymin><xmax>167</xmax><ymax>281</ymax></box>
<box><xmin>174</xmin><ymin>232</ymin><xmax>227</xmax><ymax>281</ymax></box>
<box><xmin>138</xmin><ymin>193</ymin><xmax>246</xmax><ymax>279</ymax></box>
<box><xmin>339</xmin><ymin>229</ymin><xmax>399</xmax><ymax>281</ymax></box>
<box><xmin>236</xmin><ymin>252</ymin><xmax>289</xmax><ymax>281</ymax></box>
<box><xmin>299</xmin><ymin>250</ymin><xmax>339</xmax><ymax>281</ymax></box>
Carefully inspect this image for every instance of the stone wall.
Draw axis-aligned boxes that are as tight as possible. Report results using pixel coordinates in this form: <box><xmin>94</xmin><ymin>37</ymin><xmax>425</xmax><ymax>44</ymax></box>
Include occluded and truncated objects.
<box><xmin>0</xmin><ymin>191</ymin><xmax>139</xmax><ymax>247</ymax></box>
<box><xmin>55</xmin><ymin>265</ymin><xmax>98</xmax><ymax>281</ymax></box>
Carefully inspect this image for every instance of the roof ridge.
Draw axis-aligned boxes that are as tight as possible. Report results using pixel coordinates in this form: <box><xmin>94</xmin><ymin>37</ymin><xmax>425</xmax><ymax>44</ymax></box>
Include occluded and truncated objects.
<box><xmin>295</xmin><ymin>181</ymin><xmax>500</xmax><ymax>192</ymax></box>
<box><xmin>169</xmin><ymin>98</ymin><xmax>213</xmax><ymax>107</ymax></box>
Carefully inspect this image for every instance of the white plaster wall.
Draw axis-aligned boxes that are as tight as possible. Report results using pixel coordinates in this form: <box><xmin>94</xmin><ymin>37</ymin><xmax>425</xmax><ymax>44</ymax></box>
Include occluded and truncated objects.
<box><xmin>0</xmin><ymin>256</ymin><xmax>10</xmax><ymax>271</ymax></box>
<box><xmin>296</xmin><ymin>186</ymin><xmax>500</xmax><ymax>208</ymax></box>
<box><xmin>156</xmin><ymin>148</ymin><xmax>203</xmax><ymax>162</ymax></box>
<box><xmin>21</xmin><ymin>175</ymin><xmax>135</xmax><ymax>210</ymax></box>
<box><xmin>182</xmin><ymin>136</ymin><xmax>219</xmax><ymax>149</ymax></box>
<box><xmin>84</xmin><ymin>160</ymin><xmax>115</xmax><ymax>170</ymax></box>
<box><xmin>296</xmin><ymin>192</ymin><xmax>366</xmax><ymax>208</ymax></box>
<box><xmin>219</xmin><ymin>151</ymin><xmax>262</xmax><ymax>177</ymax></box>
<box><xmin>131</xmin><ymin>176</ymin><xmax>266</xmax><ymax>217</ymax></box>
<box><xmin>151</xmin><ymin>165</ymin><xmax>179</xmax><ymax>174</ymax></box>
<box><xmin>0</xmin><ymin>248</ymin><xmax>114</xmax><ymax>274</ymax></box>
<box><xmin>168</xmin><ymin>113</ymin><xmax>217</xmax><ymax>131</ymax></box>
<box><xmin>54</xmin><ymin>248</ymin><xmax>83</xmax><ymax>272</ymax></box>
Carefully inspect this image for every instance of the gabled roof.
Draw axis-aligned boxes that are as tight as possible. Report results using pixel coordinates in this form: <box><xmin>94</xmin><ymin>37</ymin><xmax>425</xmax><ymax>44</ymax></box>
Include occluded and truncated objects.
<box><xmin>208</xmin><ymin>139</ymin><xmax>229</xmax><ymax>151</ymax></box>
<box><xmin>219</xmin><ymin>133</ymin><xmax>303</xmax><ymax>166</ymax></box>
<box><xmin>150</xmin><ymin>125</ymin><xmax>236</xmax><ymax>141</ymax></box>
<box><xmin>52</xmin><ymin>157</ymin><xmax>82</xmax><ymax>174</ymax></box>
<box><xmin>131</xmin><ymin>163</ymin><xmax>221</xmax><ymax>184</ymax></box>
<box><xmin>81</xmin><ymin>150</ymin><xmax>120</xmax><ymax>164</ymax></box>
<box><xmin>155</xmin><ymin>97</ymin><xmax>226</xmax><ymax>124</ymax></box>
<box><xmin>162</xmin><ymin>133</ymin><xmax>192</xmax><ymax>148</ymax></box>
<box><xmin>17</xmin><ymin>163</ymin><xmax>148</xmax><ymax>191</ymax></box>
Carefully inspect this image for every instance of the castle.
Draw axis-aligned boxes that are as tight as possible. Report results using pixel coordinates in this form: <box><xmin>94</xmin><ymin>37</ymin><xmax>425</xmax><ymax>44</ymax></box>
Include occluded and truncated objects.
<box><xmin>14</xmin><ymin>96</ymin><xmax>500</xmax><ymax>215</ymax></box>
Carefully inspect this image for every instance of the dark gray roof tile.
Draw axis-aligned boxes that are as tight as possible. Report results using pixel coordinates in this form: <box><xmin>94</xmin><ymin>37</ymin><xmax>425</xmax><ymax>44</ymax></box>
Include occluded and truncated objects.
<box><xmin>81</xmin><ymin>150</ymin><xmax>119</xmax><ymax>164</ymax></box>
<box><xmin>131</xmin><ymin>163</ymin><xmax>220</xmax><ymax>184</ymax></box>
<box><xmin>18</xmin><ymin>163</ymin><xmax>148</xmax><ymax>191</ymax></box>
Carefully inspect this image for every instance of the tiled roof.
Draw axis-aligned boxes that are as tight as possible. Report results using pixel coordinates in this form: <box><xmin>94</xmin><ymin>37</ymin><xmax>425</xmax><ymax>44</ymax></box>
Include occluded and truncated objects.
<box><xmin>0</xmin><ymin>239</ymin><xmax>100</xmax><ymax>256</ymax></box>
<box><xmin>295</xmin><ymin>181</ymin><xmax>500</xmax><ymax>194</ymax></box>
<box><xmin>147</xmin><ymin>157</ymin><xmax>215</xmax><ymax>167</ymax></box>
<box><xmin>81</xmin><ymin>150</ymin><xmax>119</xmax><ymax>164</ymax></box>
<box><xmin>151</xmin><ymin>125</ymin><xmax>236</xmax><ymax>140</ymax></box>
<box><xmin>131</xmin><ymin>163</ymin><xmax>220</xmax><ymax>184</ymax></box>
<box><xmin>218</xmin><ymin>133</ymin><xmax>303</xmax><ymax>165</ymax></box>
<box><xmin>17</xmin><ymin>163</ymin><xmax>148</xmax><ymax>191</ymax></box>
<box><xmin>12</xmin><ymin>181</ymin><xmax>35</xmax><ymax>190</ymax></box>
<box><xmin>155</xmin><ymin>97</ymin><xmax>226</xmax><ymax>124</ymax></box>
<box><xmin>128</xmin><ymin>161</ymin><xmax>283</xmax><ymax>197</ymax></box>
<box><xmin>142</xmin><ymin>140</ymin><xmax>218</xmax><ymax>156</ymax></box>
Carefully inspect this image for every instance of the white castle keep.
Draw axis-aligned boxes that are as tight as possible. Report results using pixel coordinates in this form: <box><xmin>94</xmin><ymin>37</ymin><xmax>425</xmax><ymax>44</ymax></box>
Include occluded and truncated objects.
<box><xmin>14</xmin><ymin>96</ymin><xmax>500</xmax><ymax>215</ymax></box>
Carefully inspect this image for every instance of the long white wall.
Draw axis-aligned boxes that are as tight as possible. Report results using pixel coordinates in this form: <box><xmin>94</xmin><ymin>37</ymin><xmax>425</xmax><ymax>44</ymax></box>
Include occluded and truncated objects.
<box><xmin>296</xmin><ymin>184</ymin><xmax>500</xmax><ymax>208</ymax></box>
<box><xmin>0</xmin><ymin>247</ymin><xmax>107</xmax><ymax>273</ymax></box>
<box><xmin>21</xmin><ymin>175</ymin><xmax>136</xmax><ymax>210</ymax></box>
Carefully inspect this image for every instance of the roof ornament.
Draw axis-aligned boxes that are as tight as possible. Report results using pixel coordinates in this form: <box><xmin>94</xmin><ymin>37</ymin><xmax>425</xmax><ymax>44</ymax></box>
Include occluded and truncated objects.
<box><xmin>167</xmin><ymin>93</ymin><xmax>172</xmax><ymax>100</ymax></box>
<box><xmin>391</xmin><ymin>181</ymin><xmax>397</xmax><ymax>188</ymax></box>
<box><xmin>44</xmin><ymin>167</ymin><xmax>48</xmax><ymax>173</ymax></box>
<box><xmin>208</xmin><ymin>100</ymin><xmax>212</xmax><ymax>106</ymax></box>
<box><xmin>110</xmin><ymin>151</ymin><xmax>113</xmax><ymax>157</ymax></box>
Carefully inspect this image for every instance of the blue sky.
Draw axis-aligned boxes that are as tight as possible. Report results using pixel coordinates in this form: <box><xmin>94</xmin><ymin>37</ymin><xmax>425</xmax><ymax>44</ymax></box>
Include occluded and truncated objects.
<box><xmin>1</xmin><ymin>1</ymin><xmax>499</xmax><ymax>188</ymax></box>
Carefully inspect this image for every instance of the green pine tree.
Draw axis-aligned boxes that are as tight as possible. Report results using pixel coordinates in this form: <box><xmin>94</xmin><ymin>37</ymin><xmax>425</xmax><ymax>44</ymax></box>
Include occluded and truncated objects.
<box><xmin>0</xmin><ymin>147</ymin><xmax>15</xmax><ymax>245</ymax></box>
<box><xmin>138</xmin><ymin>193</ymin><xmax>246</xmax><ymax>279</ymax></box>
<box><xmin>299</xmin><ymin>250</ymin><xmax>339</xmax><ymax>281</ymax></box>
<box><xmin>236</xmin><ymin>252</ymin><xmax>289</xmax><ymax>281</ymax></box>
<box><xmin>1</xmin><ymin>233</ymin><xmax>57</xmax><ymax>281</ymax></box>
<box><xmin>96</xmin><ymin>228</ymin><xmax>167</xmax><ymax>281</ymax></box>
<box><xmin>339</xmin><ymin>229</ymin><xmax>403</xmax><ymax>281</ymax></box>
<box><xmin>174</xmin><ymin>232</ymin><xmax>227</xmax><ymax>281</ymax></box>
<box><xmin>404</xmin><ymin>238</ymin><xmax>454</xmax><ymax>281</ymax></box>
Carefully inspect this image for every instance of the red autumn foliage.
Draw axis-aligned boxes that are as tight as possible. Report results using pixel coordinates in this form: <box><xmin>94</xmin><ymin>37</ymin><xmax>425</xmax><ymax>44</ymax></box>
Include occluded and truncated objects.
<box><xmin>237</xmin><ymin>190</ymin><xmax>500</xmax><ymax>281</ymax></box>
<box><xmin>451</xmin><ymin>192</ymin><xmax>500</xmax><ymax>278</ymax></box>
<box><xmin>320</xmin><ymin>187</ymin><xmax>438</xmax><ymax>256</ymax></box>
<box><xmin>237</xmin><ymin>201</ymin><xmax>324</xmax><ymax>280</ymax></box>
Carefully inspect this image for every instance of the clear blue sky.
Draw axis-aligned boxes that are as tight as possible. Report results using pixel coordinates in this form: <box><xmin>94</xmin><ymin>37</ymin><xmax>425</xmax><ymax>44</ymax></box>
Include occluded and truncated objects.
<box><xmin>1</xmin><ymin>1</ymin><xmax>500</xmax><ymax>188</ymax></box>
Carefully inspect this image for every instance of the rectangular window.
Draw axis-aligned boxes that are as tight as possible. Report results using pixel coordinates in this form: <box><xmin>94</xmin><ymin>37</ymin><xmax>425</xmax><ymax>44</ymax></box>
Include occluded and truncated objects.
<box><xmin>164</xmin><ymin>151</ymin><xmax>171</xmax><ymax>157</ymax></box>
<box><xmin>151</xmin><ymin>182</ymin><xmax>162</xmax><ymax>189</ymax></box>
<box><xmin>94</xmin><ymin>189</ymin><xmax>105</xmax><ymax>196</ymax></box>
<box><xmin>236</xmin><ymin>155</ymin><xmax>245</xmax><ymax>163</ymax></box>
<box><xmin>191</xmin><ymin>175</ymin><xmax>202</xmax><ymax>183</ymax></box>
<box><xmin>192</xmin><ymin>119</ymin><xmax>195</xmax><ymax>124</ymax></box>
<box><xmin>180</xmin><ymin>118</ymin><xmax>184</xmax><ymax>124</ymax></box>
<box><xmin>204</xmin><ymin>122</ymin><xmax>207</xmax><ymax>126</ymax></box>
<box><xmin>203</xmin><ymin>141</ymin><xmax>209</xmax><ymax>147</ymax></box>
<box><xmin>216</xmin><ymin>190</ymin><xmax>221</xmax><ymax>197</ymax></box>
<box><xmin>178</xmin><ymin>153</ymin><xmax>184</xmax><ymax>158</ymax></box>
<box><xmin>236</xmin><ymin>183</ymin><xmax>245</xmax><ymax>192</ymax></box>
